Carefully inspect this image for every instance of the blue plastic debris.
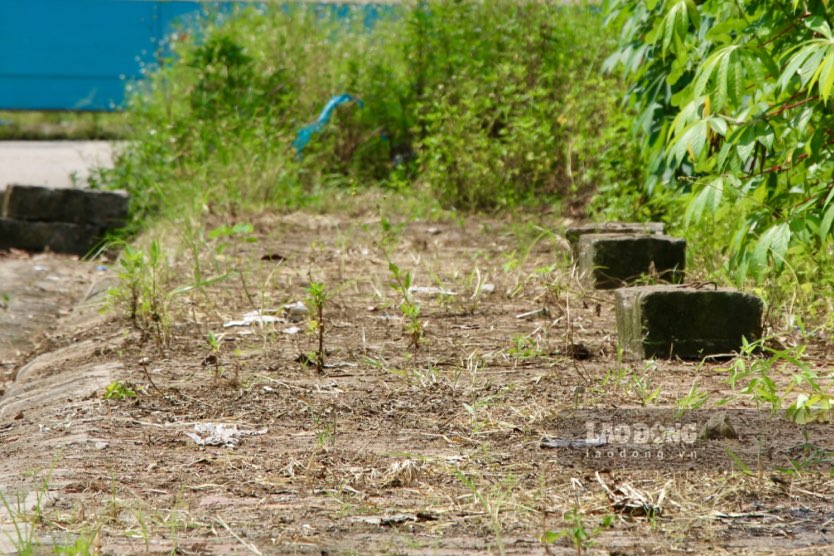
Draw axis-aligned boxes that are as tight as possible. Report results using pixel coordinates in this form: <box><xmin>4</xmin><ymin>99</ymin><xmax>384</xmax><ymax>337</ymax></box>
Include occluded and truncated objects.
<box><xmin>293</xmin><ymin>93</ymin><xmax>363</xmax><ymax>157</ymax></box>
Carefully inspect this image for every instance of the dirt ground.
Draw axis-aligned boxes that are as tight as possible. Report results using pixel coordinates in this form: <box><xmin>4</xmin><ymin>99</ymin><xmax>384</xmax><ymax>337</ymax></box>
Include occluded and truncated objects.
<box><xmin>2</xmin><ymin>211</ymin><xmax>834</xmax><ymax>555</ymax></box>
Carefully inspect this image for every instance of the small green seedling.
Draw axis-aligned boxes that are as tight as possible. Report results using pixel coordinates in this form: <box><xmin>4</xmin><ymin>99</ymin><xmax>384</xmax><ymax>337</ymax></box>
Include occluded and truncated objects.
<box><xmin>305</xmin><ymin>281</ymin><xmax>328</xmax><ymax>373</ymax></box>
<box><xmin>104</xmin><ymin>381</ymin><xmax>137</xmax><ymax>400</ymax></box>
<box><xmin>542</xmin><ymin>509</ymin><xmax>614</xmax><ymax>555</ymax></box>
<box><xmin>206</xmin><ymin>332</ymin><xmax>224</xmax><ymax>382</ymax></box>
<box><xmin>388</xmin><ymin>262</ymin><xmax>423</xmax><ymax>356</ymax></box>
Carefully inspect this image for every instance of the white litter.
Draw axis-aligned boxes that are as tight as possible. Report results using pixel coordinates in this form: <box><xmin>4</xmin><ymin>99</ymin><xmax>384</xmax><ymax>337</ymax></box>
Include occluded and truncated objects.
<box><xmin>282</xmin><ymin>326</ymin><xmax>302</xmax><ymax>335</ymax></box>
<box><xmin>283</xmin><ymin>301</ymin><xmax>309</xmax><ymax>322</ymax></box>
<box><xmin>185</xmin><ymin>423</ymin><xmax>268</xmax><ymax>448</ymax></box>
<box><xmin>223</xmin><ymin>310</ymin><xmax>285</xmax><ymax>328</ymax></box>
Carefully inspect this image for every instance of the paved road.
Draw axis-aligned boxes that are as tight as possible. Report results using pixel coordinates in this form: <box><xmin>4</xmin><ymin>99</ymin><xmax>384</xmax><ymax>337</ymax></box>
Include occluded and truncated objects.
<box><xmin>0</xmin><ymin>140</ymin><xmax>117</xmax><ymax>189</ymax></box>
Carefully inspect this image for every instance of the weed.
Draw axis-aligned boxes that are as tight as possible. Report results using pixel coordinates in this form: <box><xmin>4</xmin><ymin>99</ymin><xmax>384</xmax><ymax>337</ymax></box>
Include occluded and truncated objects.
<box><xmin>52</xmin><ymin>533</ymin><xmax>97</xmax><ymax>555</ymax></box>
<box><xmin>305</xmin><ymin>281</ymin><xmax>328</xmax><ymax>373</ymax></box>
<box><xmin>721</xmin><ymin>338</ymin><xmax>834</xmax><ymax>424</ymax></box>
<box><xmin>0</xmin><ymin>491</ymin><xmax>37</xmax><ymax>555</ymax></box>
<box><xmin>675</xmin><ymin>378</ymin><xmax>711</xmax><ymax>416</ymax></box>
<box><xmin>387</xmin><ymin>261</ymin><xmax>423</xmax><ymax>358</ymax></box>
<box><xmin>508</xmin><ymin>334</ymin><xmax>544</xmax><ymax>360</ymax></box>
<box><xmin>0</xmin><ymin>472</ymin><xmax>65</xmax><ymax>555</ymax></box>
<box><xmin>463</xmin><ymin>396</ymin><xmax>496</xmax><ymax>435</ymax></box>
<box><xmin>205</xmin><ymin>332</ymin><xmax>224</xmax><ymax>383</ymax></box>
<box><xmin>110</xmin><ymin>244</ymin><xmax>144</xmax><ymax>324</ymax></box>
<box><xmin>629</xmin><ymin>369</ymin><xmax>662</xmax><ymax>407</ymax></box>
<box><xmin>107</xmin><ymin>240</ymin><xmax>171</xmax><ymax>347</ymax></box>
<box><xmin>99</xmin><ymin>2</ymin><xmax>628</xmax><ymax>228</ymax></box>
<box><xmin>454</xmin><ymin>471</ymin><xmax>517</xmax><ymax>556</ymax></box>
<box><xmin>309</xmin><ymin>408</ymin><xmax>337</xmax><ymax>449</ymax></box>
<box><xmin>103</xmin><ymin>381</ymin><xmax>137</xmax><ymax>401</ymax></box>
<box><xmin>542</xmin><ymin>509</ymin><xmax>614</xmax><ymax>555</ymax></box>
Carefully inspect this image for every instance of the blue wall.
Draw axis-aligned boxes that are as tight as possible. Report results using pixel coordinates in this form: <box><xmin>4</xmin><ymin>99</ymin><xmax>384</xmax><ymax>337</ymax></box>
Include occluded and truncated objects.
<box><xmin>0</xmin><ymin>1</ymin><xmax>388</xmax><ymax>111</ymax></box>
<box><xmin>0</xmin><ymin>1</ymin><xmax>214</xmax><ymax>111</ymax></box>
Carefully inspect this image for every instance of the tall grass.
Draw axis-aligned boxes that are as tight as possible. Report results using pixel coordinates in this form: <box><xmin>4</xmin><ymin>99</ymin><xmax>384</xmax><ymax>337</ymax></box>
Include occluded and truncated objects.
<box><xmin>99</xmin><ymin>1</ymin><xmax>639</xmax><ymax>227</ymax></box>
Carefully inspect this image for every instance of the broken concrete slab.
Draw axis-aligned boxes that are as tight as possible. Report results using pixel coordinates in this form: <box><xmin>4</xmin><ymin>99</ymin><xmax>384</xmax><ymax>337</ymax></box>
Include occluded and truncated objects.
<box><xmin>566</xmin><ymin>222</ymin><xmax>664</xmax><ymax>254</ymax></box>
<box><xmin>2</xmin><ymin>184</ymin><xmax>128</xmax><ymax>227</ymax></box>
<box><xmin>615</xmin><ymin>285</ymin><xmax>763</xmax><ymax>359</ymax></box>
<box><xmin>0</xmin><ymin>218</ymin><xmax>106</xmax><ymax>255</ymax></box>
<box><xmin>578</xmin><ymin>233</ymin><xmax>685</xmax><ymax>289</ymax></box>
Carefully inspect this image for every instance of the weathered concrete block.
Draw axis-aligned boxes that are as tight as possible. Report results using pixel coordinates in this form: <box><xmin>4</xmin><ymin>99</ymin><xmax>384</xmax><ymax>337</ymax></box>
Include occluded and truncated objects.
<box><xmin>0</xmin><ymin>218</ymin><xmax>105</xmax><ymax>255</ymax></box>
<box><xmin>2</xmin><ymin>184</ymin><xmax>128</xmax><ymax>227</ymax></box>
<box><xmin>616</xmin><ymin>286</ymin><xmax>763</xmax><ymax>359</ymax></box>
<box><xmin>578</xmin><ymin>233</ymin><xmax>685</xmax><ymax>289</ymax></box>
<box><xmin>566</xmin><ymin>222</ymin><xmax>664</xmax><ymax>254</ymax></box>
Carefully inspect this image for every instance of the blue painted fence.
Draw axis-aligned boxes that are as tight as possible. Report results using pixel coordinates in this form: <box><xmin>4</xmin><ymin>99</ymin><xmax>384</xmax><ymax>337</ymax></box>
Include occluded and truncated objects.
<box><xmin>0</xmin><ymin>1</ymin><xmax>387</xmax><ymax>111</ymax></box>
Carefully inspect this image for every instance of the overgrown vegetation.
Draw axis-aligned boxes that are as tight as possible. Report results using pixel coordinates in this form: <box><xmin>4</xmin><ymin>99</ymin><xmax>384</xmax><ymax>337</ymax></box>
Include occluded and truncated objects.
<box><xmin>99</xmin><ymin>1</ymin><xmax>636</xmax><ymax>227</ymax></box>
<box><xmin>603</xmin><ymin>0</ymin><xmax>834</xmax><ymax>329</ymax></box>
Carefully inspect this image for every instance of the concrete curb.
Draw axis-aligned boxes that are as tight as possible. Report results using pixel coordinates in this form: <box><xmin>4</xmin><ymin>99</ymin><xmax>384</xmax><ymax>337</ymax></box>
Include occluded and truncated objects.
<box><xmin>0</xmin><ymin>185</ymin><xmax>128</xmax><ymax>255</ymax></box>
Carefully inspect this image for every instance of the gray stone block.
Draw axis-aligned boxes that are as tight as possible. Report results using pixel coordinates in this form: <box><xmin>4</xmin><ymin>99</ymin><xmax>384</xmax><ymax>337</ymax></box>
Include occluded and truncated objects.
<box><xmin>566</xmin><ymin>222</ymin><xmax>664</xmax><ymax>254</ymax></box>
<box><xmin>616</xmin><ymin>285</ymin><xmax>763</xmax><ymax>359</ymax></box>
<box><xmin>578</xmin><ymin>233</ymin><xmax>685</xmax><ymax>289</ymax></box>
<box><xmin>0</xmin><ymin>218</ymin><xmax>106</xmax><ymax>255</ymax></box>
<box><xmin>2</xmin><ymin>184</ymin><xmax>128</xmax><ymax>227</ymax></box>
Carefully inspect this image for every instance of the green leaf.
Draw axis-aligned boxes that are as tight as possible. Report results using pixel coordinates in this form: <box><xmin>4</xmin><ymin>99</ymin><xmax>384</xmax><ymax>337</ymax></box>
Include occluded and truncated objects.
<box><xmin>706</xmin><ymin>18</ymin><xmax>747</xmax><ymax>42</ymax></box>
<box><xmin>816</xmin><ymin>48</ymin><xmax>834</xmax><ymax>102</ymax></box>
<box><xmin>778</xmin><ymin>44</ymin><xmax>816</xmax><ymax>92</ymax></box>
<box><xmin>694</xmin><ymin>50</ymin><xmax>722</xmax><ymax>98</ymax></box>
<box><xmin>685</xmin><ymin>177</ymin><xmax>724</xmax><ymax>225</ymax></box>
<box><xmin>668</xmin><ymin>119</ymin><xmax>708</xmax><ymax>165</ymax></box>
<box><xmin>661</xmin><ymin>0</ymin><xmax>691</xmax><ymax>57</ymax></box>
<box><xmin>755</xmin><ymin>122</ymin><xmax>775</xmax><ymax>150</ymax></box>
<box><xmin>735</xmin><ymin>127</ymin><xmax>757</xmax><ymax>163</ymax></box>
<box><xmin>820</xmin><ymin>204</ymin><xmax>834</xmax><ymax>242</ymax></box>
<box><xmin>708</xmin><ymin>117</ymin><xmax>728</xmax><ymax>136</ymax></box>
<box><xmin>804</xmin><ymin>15</ymin><xmax>833</xmax><ymax>39</ymax></box>
<box><xmin>755</xmin><ymin>49</ymin><xmax>781</xmax><ymax>78</ymax></box>
<box><xmin>684</xmin><ymin>0</ymin><xmax>700</xmax><ymax>29</ymax></box>
<box><xmin>752</xmin><ymin>223</ymin><xmax>791</xmax><ymax>274</ymax></box>
<box><xmin>799</xmin><ymin>43</ymin><xmax>826</xmax><ymax>87</ymax></box>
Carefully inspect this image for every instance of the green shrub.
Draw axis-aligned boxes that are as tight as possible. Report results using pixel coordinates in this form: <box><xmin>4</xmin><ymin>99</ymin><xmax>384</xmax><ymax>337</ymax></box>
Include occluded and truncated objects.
<box><xmin>600</xmin><ymin>0</ymin><xmax>834</xmax><ymax>329</ymax></box>
<box><xmin>101</xmin><ymin>1</ymin><xmax>635</xmax><ymax>224</ymax></box>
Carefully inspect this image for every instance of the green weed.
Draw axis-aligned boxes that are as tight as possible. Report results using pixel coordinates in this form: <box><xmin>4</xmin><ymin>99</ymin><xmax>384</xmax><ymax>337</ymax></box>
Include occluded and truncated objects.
<box><xmin>97</xmin><ymin>2</ymin><xmax>627</xmax><ymax>226</ymax></box>
<box><xmin>305</xmin><ymin>281</ymin><xmax>328</xmax><ymax>373</ymax></box>
<box><xmin>542</xmin><ymin>509</ymin><xmax>614</xmax><ymax>555</ymax></box>
<box><xmin>103</xmin><ymin>381</ymin><xmax>137</xmax><ymax>401</ymax></box>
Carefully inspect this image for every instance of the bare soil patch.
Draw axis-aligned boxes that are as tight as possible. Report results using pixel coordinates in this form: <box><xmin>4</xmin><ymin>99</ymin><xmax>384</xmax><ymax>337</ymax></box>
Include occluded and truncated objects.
<box><xmin>2</xmin><ymin>212</ymin><xmax>833</xmax><ymax>555</ymax></box>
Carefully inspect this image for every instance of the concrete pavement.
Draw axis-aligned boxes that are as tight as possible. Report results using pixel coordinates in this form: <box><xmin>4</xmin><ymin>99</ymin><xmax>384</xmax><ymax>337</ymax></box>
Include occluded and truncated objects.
<box><xmin>0</xmin><ymin>140</ymin><xmax>117</xmax><ymax>189</ymax></box>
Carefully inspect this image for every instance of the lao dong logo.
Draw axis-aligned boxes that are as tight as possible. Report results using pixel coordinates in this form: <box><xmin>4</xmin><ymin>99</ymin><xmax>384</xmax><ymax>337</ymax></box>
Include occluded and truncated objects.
<box><xmin>586</xmin><ymin>421</ymin><xmax>698</xmax><ymax>445</ymax></box>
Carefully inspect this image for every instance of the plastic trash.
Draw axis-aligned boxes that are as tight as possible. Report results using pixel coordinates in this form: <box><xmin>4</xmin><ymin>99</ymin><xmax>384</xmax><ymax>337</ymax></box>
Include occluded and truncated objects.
<box><xmin>223</xmin><ymin>310</ymin><xmax>284</xmax><ymax>328</ymax></box>
<box><xmin>293</xmin><ymin>93</ymin><xmax>364</xmax><ymax>157</ymax></box>
<box><xmin>283</xmin><ymin>301</ymin><xmax>309</xmax><ymax>323</ymax></box>
<box><xmin>184</xmin><ymin>423</ymin><xmax>268</xmax><ymax>448</ymax></box>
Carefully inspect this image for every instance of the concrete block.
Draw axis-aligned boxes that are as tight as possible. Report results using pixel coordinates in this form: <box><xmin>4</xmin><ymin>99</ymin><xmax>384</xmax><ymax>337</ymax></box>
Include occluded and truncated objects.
<box><xmin>0</xmin><ymin>218</ymin><xmax>105</xmax><ymax>255</ymax></box>
<box><xmin>566</xmin><ymin>222</ymin><xmax>664</xmax><ymax>254</ymax></box>
<box><xmin>2</xmin><ymin>184</ymin><xmax>128</xmax><ymax>227</ymax></box>
<box><xmin>578</xmin><ymin>233</ymin><xmax>685</xmax><ymax>289</ymax></box>
<box><xmin>616</xmin><ymin>285</ymin><xmax>763</xmax><ymax>359</ymax></box>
